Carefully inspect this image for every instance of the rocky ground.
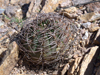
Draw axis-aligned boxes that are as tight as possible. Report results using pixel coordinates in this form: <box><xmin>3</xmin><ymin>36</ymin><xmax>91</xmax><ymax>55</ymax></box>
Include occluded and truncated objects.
<box><xmin>0</xmin><ymin>0</ymin><xmax>100</xmax><ymax>75</ymax></box>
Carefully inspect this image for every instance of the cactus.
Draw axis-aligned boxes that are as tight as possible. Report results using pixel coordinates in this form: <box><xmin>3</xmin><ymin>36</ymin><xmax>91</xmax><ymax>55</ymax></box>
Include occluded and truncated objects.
<box><xmin>17</xmin><ymin>13</ymin><xmax>79</xmax><ymax>65</ymax></box>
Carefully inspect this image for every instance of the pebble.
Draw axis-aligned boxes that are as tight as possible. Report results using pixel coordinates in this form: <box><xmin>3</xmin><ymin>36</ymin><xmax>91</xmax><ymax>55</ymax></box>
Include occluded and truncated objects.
<box><xmin>81</xmin><ymin>22</ymin><xmax>91</xmax><ymax>28</ymax></box>
<box><xmin>0</xmin><ymin>20</ymin><xmax>4</xmax><ymax>26</ymax></box>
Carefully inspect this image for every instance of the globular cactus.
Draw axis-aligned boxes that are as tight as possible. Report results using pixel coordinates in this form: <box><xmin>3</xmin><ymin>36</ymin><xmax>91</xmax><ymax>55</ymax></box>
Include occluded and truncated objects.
<box><xmin>17</xmin><ymin>13</ymin><xmax>79</xmax><ymax>65</ymax></box>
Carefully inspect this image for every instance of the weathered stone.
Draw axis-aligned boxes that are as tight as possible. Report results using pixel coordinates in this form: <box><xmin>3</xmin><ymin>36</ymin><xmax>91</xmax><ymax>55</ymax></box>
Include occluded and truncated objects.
<box><xmin>0</xmin><ymin>41</ymin><xmax>19</xmax><ymax>75</ymax></box>
<box><xmin>93</xmin><ymin>29</ymin><xmax>100</xmax><ymax>45</ymax></box>
<box><xmin>0</xmin><ymin>9</ymin><xmax>5</xmax><ymax>14</ymax></box>
<box><xmin>10</xmin><ymin>0</ymin><xmax>20</xmax><ymax>5</ymax></box>
<box><xmin>78</xmin><ymin>12</ymin><xmax>100</xmax><ymax>22</ymax></box>
<box><xmin>72</xmin><ymin>0</ymin><xmax>93</xmax><ymax>5</ymax></box>
<box><xmin>0</xmin><ymin>0</ymin><xmax>9</xmax><ymax>8</ymax></box>
<box><xmin>81</xmin><ymin>22</ymin><xmax>91</xmax><ymax>28</ymax></box>
<box><xmin>32</xmin><ymin>0</ymin><xmax>42</xmax><ymax>13</ymax></box>
<box><xmin>82</xmin><ymin>31</ymin><xmax>88</xmax><ymax>40</ymax></box>
<box><xmin>79</xmin><ymin>46</ymin><xmax>99</xmax><ymax>75</ymax></box>
<box><xmin>60</xmin><ymin>7</ymin><xmax>78</xmax><ymax>19</ymax></box>
<box><xmin>96</xmin><ymin>66</ymin><xmax>100</xmax><ymax>75</ymax></box>
<box><xmin>61</xmin><ymin>63</ymin><xmax>69</xmax><ymax>75</ymax></box>
<box><xmin>86</xmin><ymin>2</ymin><xmax>100</xmax><ymax>13</ymax></box>
<box><xmin>68</xmin><ymin>57</ymin><xmax>82</xmax><ymax>75</ymax></box>
<box><xmin>0</xmin><ymin>20</ymin><xmax>4</xmax><ymax>26</ymax></box>
<box><xmin>53</xmin><ymin>71</ymin><xmax>58</xmax><ymax>75</ymax></box>
<box><xmin>18</xmin><ymin>0</ymin><xmax>31</xmax><ymax>6</ymax></box>
<box><xmin>26</xmin><ymin>0</ymin><xmax>35</xmax><ymax>17</ymax></box>
<box><xmin>5</xmin><ymin>6</ymin><xmax>17</xmax><ymax>18</ymax></box>
<box><xmin>41</xmin><ymin>0</ymin><xmax>66</xmax><ymax>13</ymax></box>
<box><xmin>60</xmin><ymin>0</ymin><xmax>72</xmax><ymax>7</ymax></box>
<box><xmin>15</xmin><ymin>8</ymin><xmax>23</xmax><ymax>19</ymax></box>
<box><xmin>89</xmin><ymin>24</ymin><xmax>100</xmax><ymax>32</ymax></box>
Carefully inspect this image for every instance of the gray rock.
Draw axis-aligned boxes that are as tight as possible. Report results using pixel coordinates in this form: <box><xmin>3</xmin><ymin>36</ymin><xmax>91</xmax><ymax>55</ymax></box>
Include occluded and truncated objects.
<box><xmin>82</xmin><ymin>31</ymin><xmax>88</xmax><ymax>40</ymax></box>
<box><xmin>0</xmin><ymin>9</ymin><xmax>5</xmax><ymax>14</ymax></box>
<box><xmin>72</xmin><ymin>0</ymin><xmax>95</xmax><ymax>5</ymax></box>
<box><xmin>81</xmin><ymin>22</ymin><xmax>91</xmax><ymax>28</ymax></box>
<box><xmin>5</xmin><ymin>6</ymin><xmax>17</xmax><ymax>18</ymax></box>
<box><xmin>0</xmin><ymin>20</ymin><xmax>4</xmax><ymax>26</ymax></box>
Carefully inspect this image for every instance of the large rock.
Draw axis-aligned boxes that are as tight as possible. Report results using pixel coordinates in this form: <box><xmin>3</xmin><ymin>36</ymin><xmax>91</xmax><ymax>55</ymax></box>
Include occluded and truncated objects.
<box><xmin>79</xmin><ymin>46</ymin><xmax>99</xmax><ymax>75</ymax></box>
<box><xmin>41</xmin><ymin>0</ymin><xmax>66</xmax><ymax>13</ymax></box>
<box><xmin>0</xmin><ymin>41</ymin><xmax>19</xmax><ymax>75</ymax></box>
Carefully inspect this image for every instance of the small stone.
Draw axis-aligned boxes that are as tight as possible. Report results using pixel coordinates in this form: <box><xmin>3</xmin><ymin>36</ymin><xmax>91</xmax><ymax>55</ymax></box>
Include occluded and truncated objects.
<box><xmin>10</xmin><ymin>0</ymin><xmax>20</xmax><ymax>5</ymax></box>
<box><xmin>60</xmin><ymin>0</ymin><xmax>72</xmax><ymax>7</ymax></box>
<box><xmin>41</xmin><ymin>0</ymin><xmax>67</xmax><ymax>13</ymax></box>
<box><xmin>93</xmin><ymin>29</ymin><xmax>100</xmax><ymax>45</ymax></box>
<box><xmin>89</xmin><ymin>24</ymin><xmax>100</xmax><ymax>32</ymax></box>
<box><xmin>82</xmin><ymin>31</ymin><xmax>88</xmax><ymax>40</ymax></box>
<box><xmin>73</xmin><ymin>54</ymin><xmax>78</xmax><ymax>59</ymax></box>
<box><xmin>53</xmin><ymin>71</ymin><xmax>58</xmax><ymax>75</ymax></box>
<box><xmin>60</xmin><ymin>7</ymin><xmax>78</xmax><ymax>19</ymax></box>
<box><xmin>68</xmin><ymin>57</ymin><xmax>82</xmax><ymax>75</ymax></box>
<box><xmin>61</xmin><ymin>63</ymin><xmax>69</xmax><ymax>75</ymax></box>
<box><xmin>81</xmin><ymin>22</ymin><xmax>91</xmax><ymax>28</ymax></box>
<box><xmin>0</xmin><ymin>20</ymin><xmax>4</xmax><ymax>26</ymax></box>
<box><xmin>0</xmin><ymin>8</ymin><xmax>5</xmax><ymax>14</ymax></box>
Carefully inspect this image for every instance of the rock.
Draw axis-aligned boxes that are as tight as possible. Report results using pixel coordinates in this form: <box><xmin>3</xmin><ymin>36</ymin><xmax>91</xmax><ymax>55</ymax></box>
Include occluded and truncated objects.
<box><xmin>73</xmin><ymin>53</ymin><xmax>79</xmax><ymax>59</ymax></box>
<box><xmin>86</xmin><ymin>2</ymin><xmax>100</xmax><ymax>13</ymax></box>
<box><xmin>5</xmin><ymin>5</ymin><xmax>23</xmax><ymax>19</ymax></box>
<box><xmin>0</xmin><ymin>41</ymin><xmax>19</xmax><ymax>75</ymax></box>
<box><xmin>79</xmin><ymin>46</ymin><xmax>99</xmax><ymax>75</ymax></box>
<box><xmin>61</xmin><ymin>63</ymin><xmax>69</xmax><ymax>75</ymax></box>
<box><xmin>78</xmin><ymin>12</ymin><xmax>100</xmax><ymax>22</ymax></box>
<box><xmin>0</xmin><ymin>0</ymin><xmax>9</xmax><ymax>8</ymax></box>
<box><xmin>5</xmin><ymin>6</ymin><xmax>17</xmax><ymax>18</ymax></box>
<box><xmin>82</xmin><ymin>30</ymin><xmax>88</xmax><ymax>40</ymax></box>
<box><xmin>27</xmin><ymin>0</ymin><xmax>42</xmax><ymax>17</ymax></box>
<box><xmin>10</xmin><ymin>0</ymin><xmax>20</xmax><ymax>5</ymax></box>
<box><xmin>68</xmin><ymin>57</ymin><xmax>82</xmax><ymax>75</ymax></box>
<box><xmin>53</xmin><ymin>71</ymin><xmax>58</xmax><ymax>75</ymax></box>
<box><xmin>81</xmin><ymin>22</ymin><xmax>91</xmax><ymax>28</ymax></box>
<box><xmin>96</xmin><ymin>66</ymin><xmax>100</xmax><ymax>75</ymax></box>
<box><xmin>89</xmin><ymin>24</ymin><xmax>100</xmax><ymax>32</ymax></box>
<box><xmin>32</xmin><ymin>0</ymin><xmax>42</xmax><ymax>13</ymax></box>
<box><xmin>60</xmin><ymin>7</ymin><xmax>78</xmax><ymax>19</ymax></box>
<box><xmin>60</xmin><ymin>0</ymin><xmax>72</xmax><ymax>7</ymax></box>
<box><xmin>15</xmin><ymin>8</ymin><xmax>23</xmax><ymax>19</ymax></box>
<box><xmin>0</xmin><ymin>20</ymin><xmax>4</xmax><ymax>26</ymax></box>
<box><xmin>93</xmin><ymin>29</ymin><xmax>100</xmax><ymax>45</ymax></box>
<box><xmin>41</xmin><ymin>0</ymin><xmax>66</xmax><ymax>13</ymax></box>
<box><xmin>18</xmin><ymin>0</ymin><xmax>31</xmax><ymax>6</ymax></box>
<box><xmin>26</xmin><ymin>0</ymin><xmax>35</xmax><ymax>17</ymax></box>
<box><xmin>72</xmin><ymin>0</ymin><xmax>93</xmax><ymax>5</ymax></box>
<box><xmin>0</xmin><ymin>9</ymin><xmax>5</xmax><ymax>14</ymax></box>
